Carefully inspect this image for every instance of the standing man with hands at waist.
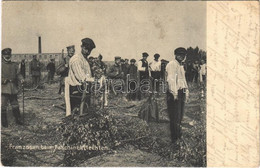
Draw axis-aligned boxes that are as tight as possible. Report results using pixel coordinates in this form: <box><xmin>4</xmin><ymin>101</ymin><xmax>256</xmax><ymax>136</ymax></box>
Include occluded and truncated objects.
<box><xmin>165</xmin><ymin>47</ymin><xmax>189</xmax><ymax>143</ymax></box>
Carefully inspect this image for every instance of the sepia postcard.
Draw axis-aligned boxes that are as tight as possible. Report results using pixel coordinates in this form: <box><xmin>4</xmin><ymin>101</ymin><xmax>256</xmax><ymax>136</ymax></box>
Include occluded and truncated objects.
<box><xmin>0</xmin><ymin>1</ymin><xmax>259</xmax><ymax>167</ymax></box>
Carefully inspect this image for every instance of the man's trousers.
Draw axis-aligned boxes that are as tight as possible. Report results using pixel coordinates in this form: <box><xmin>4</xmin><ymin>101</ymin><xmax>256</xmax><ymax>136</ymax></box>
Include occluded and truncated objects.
<box><xmin>151</xmin><ymin>71</ymin><xmax>161</xmax><ymax>92</ymax></box>
<box><xmin>167</xmin><ymin>89</ymin><xmax>186</xmax><ymax>142</ymax></box>
<box><xmin>32</xmin><ymin>76</ymin><xmax>40</xmax><ymax>87</ymax></box>
<box><xmin>1</xmin><ymin>94</ymin><xmax>22</xmax><ymax>127</ymax></box>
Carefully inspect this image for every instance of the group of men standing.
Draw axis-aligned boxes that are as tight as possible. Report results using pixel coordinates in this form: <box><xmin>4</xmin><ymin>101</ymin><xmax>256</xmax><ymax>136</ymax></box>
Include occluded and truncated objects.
<box><xmin>104</xmin><ymin>47</ymin><xmax>206</xmax><ymax>143</ymax></box>
<box><xmin>105</xmin><ymin>52</ymin><xmax>165</xmax><ymax>101</ymax></box>
<box><xmin>1</xmin><ymin>49</ymin><xmax>52</xmax><ymax>127</ymax></box>
<box><xmin>57</xmin><ymin>38</ymin><xmax>167</xmax><ymax>116</ymax></box>
<box><xmin>18</xmin><ymin>55</ymin><xmax>57</xmax><ymax>87</ymax></box>
<box><xmin>184</xmin><ymin>59</ymin><xmax>207</xmax><ymax>86</ymax></box>
<box><xmin>1</xmin><ymin>39</ymin><xmax>206</xmax><ymax>144</ymax></box>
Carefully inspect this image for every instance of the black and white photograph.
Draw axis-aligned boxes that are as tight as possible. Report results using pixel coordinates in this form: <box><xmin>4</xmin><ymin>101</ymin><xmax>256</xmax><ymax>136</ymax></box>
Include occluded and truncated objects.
<box><xmin>1</xmin><ymin>1</ymin><xmax>207</xmax><ymax>166</ymax></box>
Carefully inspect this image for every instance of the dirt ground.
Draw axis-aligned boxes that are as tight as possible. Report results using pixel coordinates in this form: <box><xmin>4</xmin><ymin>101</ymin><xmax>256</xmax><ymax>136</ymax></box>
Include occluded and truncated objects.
<box><xmin>1</xmin><ymin>78</ymin><xmax>206</xmax><ymax>167</ymax></box>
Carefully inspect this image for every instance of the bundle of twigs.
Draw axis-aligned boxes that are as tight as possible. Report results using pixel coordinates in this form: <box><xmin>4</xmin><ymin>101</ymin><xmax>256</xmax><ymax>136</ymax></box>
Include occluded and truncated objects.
<box><xmin>58</xmin><ymin>109</ymin><xmax>117</xmax><ymax>166</ymax></box>
<box><xmin>138</xmin><ymin>93</ymin><xmax>159</xmax><ymax>122</ymax></box>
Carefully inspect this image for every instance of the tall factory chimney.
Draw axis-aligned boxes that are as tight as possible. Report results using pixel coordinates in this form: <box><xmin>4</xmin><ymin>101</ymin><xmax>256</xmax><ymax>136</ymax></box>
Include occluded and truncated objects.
<box><xmin>38</xmin><ymin>36</ymin><xmax>42</xmax><ymax>53</ymax></box>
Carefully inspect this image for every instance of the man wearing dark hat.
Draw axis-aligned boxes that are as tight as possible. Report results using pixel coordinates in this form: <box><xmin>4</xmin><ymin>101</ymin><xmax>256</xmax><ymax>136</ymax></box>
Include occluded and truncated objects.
<box><xmin>160</xmin><ymin>59</ymin><xmax>169</xmax><ymax>81</ymax></box>
<box><xmin>91</xmin><ymin>54</ymin><xmax>108</xmax><ymax>106</ymax></box>
<box><xmin>121</xmin><ymin>59</ymin><xmax>126</xmax><ymax>75</ymax></box>
<box><xmin>107</xmin><ymin>56</ymin><xmax>124</xmax><ymax>95</ymax></box>
<box><xmin>149</xmin><ymin>53</ymin><xmax>161</xmax><ymax>92</ymax></box>
<box><xmin>91</xmin><ymin>54</ymin><xmax>107</xmax><ymax>78</ymax></box>
<box><xmin>46</xmin><ymin>59</ymin><xmax>56</xmax><ymax>84</ymax></box>
<box><xmin>29</xmin><ymin>55</ymin><xmax>41</xmax><ymax>87</ymax></box>
<box><xmin>97</xmin><ymin>54</ymin><xmax>106</xmax><ymax>74</ymax></box>
<box><xmin>125</xmin><ymin>59</ymin><xmax>129</xmax><ymax>67</ymax></box>
<box><xmin>19</xmin><ymin>59</ymin><xmax>26</xmax><ymax>78</ymax></box>
<box><xmin>184</xmin><ymin>60</ymin><xmax>193</xmax><ymax>84</ymax></box>
<box><xmin>107</xmin><ymin>57</ymin><xmax>123</xmax><ymax>79</ymax></box>
<box><xmin>165</xmin><ymin>47</ymin><xmax>189</xmax><ymax>143</ymax></box>
<box><xmin>65</xmin><ymin>38</ymin><xmax>95</xmax><ymax>116</ymax></box>
<box><xmin>120</xmin><ymin>59</ymin><xmax>128</xmax><ymax>90</ymax></box>
<box><xmin>137</xmin><ymin>52</ymin><xmax>150</xmax><ymax>99</ymax></box>
<box><xmin>58</xmin><ymin>45</ymin><xmax>75</xmax><ymax>94</ymax></box>
<box><xmin>191</xmin><ymin>60</ymin><xmax>201</xmax><ymax>85</ymax></box>
<box><xmin>1</xmin><ymin>48</ymin><xmax>24</xmax><ymax>127</ymax></box>
<box><xmin>126</xmin><ymin>59</ymin><xmax>138</xmax><ymax>101</ymax></box>
<box><xmin>120</xmin><ymin>58</ymin><xmax>128</xmax><ymax>78</ymax></box>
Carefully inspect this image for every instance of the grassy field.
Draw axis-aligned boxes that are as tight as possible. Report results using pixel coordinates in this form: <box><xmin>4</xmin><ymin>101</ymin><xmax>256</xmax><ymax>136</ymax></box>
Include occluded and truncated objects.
<box><xmin>1</xmin><ymin>76</ymin><xmax>206</xmax><ymax>167</ymax></box>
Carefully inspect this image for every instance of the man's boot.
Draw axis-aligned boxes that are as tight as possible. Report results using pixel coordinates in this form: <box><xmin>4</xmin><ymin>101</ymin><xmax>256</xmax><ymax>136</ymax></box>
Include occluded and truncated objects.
<box><xmin>1</xmin><ymin>112</ymin><xmax>8</xmax><ymax>128</ymax></box>
<box><xmin>12</xmin><ymin>108</ymin><xmax>23</xmax><ymax>125</ymax></box>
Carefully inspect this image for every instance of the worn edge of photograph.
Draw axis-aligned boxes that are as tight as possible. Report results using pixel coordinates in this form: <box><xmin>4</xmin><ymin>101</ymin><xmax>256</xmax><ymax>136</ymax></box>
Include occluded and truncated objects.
<box><xmin>0</xmin><ymin>0</ymin><xmax>259</xmax><ymax>167</ymax></box>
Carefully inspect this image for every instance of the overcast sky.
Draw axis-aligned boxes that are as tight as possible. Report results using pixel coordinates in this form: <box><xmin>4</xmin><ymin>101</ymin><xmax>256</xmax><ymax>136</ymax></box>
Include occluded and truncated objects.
<box><xmin>2</xmin><ymin>1</ymin><xmax>206</xmax><ymax>61</ymax></box>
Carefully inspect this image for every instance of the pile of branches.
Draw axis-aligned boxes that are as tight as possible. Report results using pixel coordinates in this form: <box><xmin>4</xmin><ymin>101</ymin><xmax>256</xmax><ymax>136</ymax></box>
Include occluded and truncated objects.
<box><xmin>58</xmin><ymin>109</ymin><xmax>118</xmax><ymax>166</ymax></box>
<box><xmin>58</xmin><ymin>107</ymin><xmax>152</xmax><ymax>166</ymax></box>
<box><xmin>113</xmin><ymin>116</ymin><xmax>150</xmax><ymax>143</ymax></box>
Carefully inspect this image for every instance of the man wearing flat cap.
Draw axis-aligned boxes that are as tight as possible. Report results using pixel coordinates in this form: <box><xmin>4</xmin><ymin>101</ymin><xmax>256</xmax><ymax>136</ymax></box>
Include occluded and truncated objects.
<box><xmin>160</xmin><ymin>59</ymin><xmax>169</xmax><ymax>81</ymax></box>
<box><xmin>46</xmin><ymin>59</ymin><xmax>56</xmax><ymax>84</ymax></box>
<box><xmin>29</xmin><ymin>55</ymin><xmax>41</xmax><ymax>88</ymax></box>
<box><xmin>107</xmin><ymin>56</ymin><xmax>124</xmax><ymax>95</ymax></box>
<box><xmin>57</xmin><ymin>45</ymin><xmax>75</xmax><ymax>94</ymax></box>
<box><xmin>123</xmin><ymin>59</ymin><xmax>130</xmax><ymax>87</ymax></box>
<box><xmin>125</xmin><ymin>59</ymin><xmax>129</xmax><ymax>71</ymax></box>
<box><xmin>149</xmin><ymin>53</ymin><xmax>161</xmax><ymax>92</ymax></box>
<box><xmin>137</xmin><ymin>52</ymin><xmax>150</xmax><ymax>99</ymax></box>
<box><xmin>19</xmin><ymin>59</ymin><xmax>26</xmax><ymax>79</ymax></box>
<box><xmin>165</xmin><ymin>47</ymin><xmax>189</xmax><ymax>143</ymax></box>
<box><xmin>91</xmin><ymin>54</ymin><xmax>108</xmax><ymax>106</ymax></box>
<box><xmin>107</xmin><ymin>57</ymin><xmax>124</xmax><ymax>80</ymax></box>
<box><xmin>1</xmin><ymin>48</ymin><xmax>24</xmax><ymax>127</ymax></box>
<box><xmin>97</xmin><ymin>54</ymin><xmax>107</xmax><ymax>75</ymax></box>
<box><xmin>126</xmin><ymin>59</ymin><xmax>138</xmax><ymax>101</ymax></box>
<box><xmin>65</xmin><ymin>38</ymin><xmax>95</xmax><ymax>116</ymax></box>
<box><xmin>91</xmin><ymin>54</ymin><xmax>107</xmax><ymax>79</ymax></box>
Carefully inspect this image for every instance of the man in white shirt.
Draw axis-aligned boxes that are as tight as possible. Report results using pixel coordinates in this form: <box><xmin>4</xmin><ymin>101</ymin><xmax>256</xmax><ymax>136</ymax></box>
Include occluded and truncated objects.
<box><xmin>65</xmin><ymin>38</ymin><xmax>95</xmax><ymax>116</ymax></box>
<box><xmin>137</xmin><ymin>52</ymin><xmax>150</xmax><ymax>100</ymax></box>
<box><xmin>165</xmin><ymin>47</ymin><xmax>189</xmax><ymax>143</ymax></box>
<box><xmin>149</xmin><ymin>53</ymin><xmax>161</xmax><ymax>92</ymax></box>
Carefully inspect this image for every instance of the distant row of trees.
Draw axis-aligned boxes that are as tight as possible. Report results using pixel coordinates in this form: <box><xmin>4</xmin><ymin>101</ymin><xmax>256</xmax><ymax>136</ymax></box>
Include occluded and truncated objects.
<box><xmin>186</xmin><ymin>46</ymin><xmax>206</xmax><ymax>63</ymax></box>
